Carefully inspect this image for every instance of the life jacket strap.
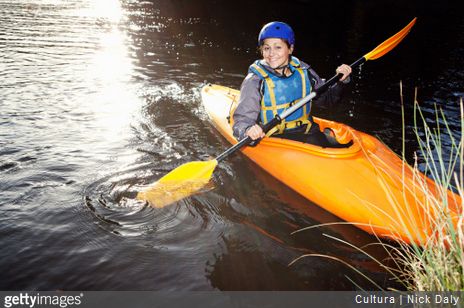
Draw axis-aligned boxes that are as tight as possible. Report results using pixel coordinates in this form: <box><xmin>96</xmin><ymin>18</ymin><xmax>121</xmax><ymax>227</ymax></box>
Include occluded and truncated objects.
<box><xmin>251</xmin><ymin>64</ymin><xmax>276</xmax><ymax>125</ymax></box>
<box><xmin>265</xmin><ymin>107</ymin><xmax>312</xmax><ymax>137</ymax></box>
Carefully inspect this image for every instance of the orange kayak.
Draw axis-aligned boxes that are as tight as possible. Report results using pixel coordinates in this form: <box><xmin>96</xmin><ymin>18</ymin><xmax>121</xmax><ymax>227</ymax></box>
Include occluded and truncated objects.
<box><xmin>201</xmin><ymin>84</ymin><xmax>461</xmax><ymax>246</ymax></box>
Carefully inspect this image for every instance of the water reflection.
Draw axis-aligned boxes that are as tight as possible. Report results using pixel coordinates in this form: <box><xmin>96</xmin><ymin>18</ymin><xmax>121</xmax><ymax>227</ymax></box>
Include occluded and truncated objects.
<box><xmin>88</xmin><ymin>28</ymin><xmax>136</xmax><ymax>144</ymax></box>
<box><xmin>88</xmin><ymin>0</ymin><xmax>122</xmax><ymax>21</ymax></box>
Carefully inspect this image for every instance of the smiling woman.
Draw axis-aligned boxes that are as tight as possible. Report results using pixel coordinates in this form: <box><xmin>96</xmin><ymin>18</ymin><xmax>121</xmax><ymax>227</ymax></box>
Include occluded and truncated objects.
<box><xmin>261</xmin><ymin>38</ymin><xmax>294</xmax><ymax>72</ymax></box>
<box><xmin>232</xmin><ymin>21</ymin><xmax>352</xmax><ymax>148</ymax></box>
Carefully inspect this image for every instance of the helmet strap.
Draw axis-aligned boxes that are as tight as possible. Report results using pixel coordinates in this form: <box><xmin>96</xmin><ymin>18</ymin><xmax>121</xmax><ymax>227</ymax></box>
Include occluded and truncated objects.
<box><xmin>275</xmin><ymin>55</ymin><xmax>292</xmax><ymax>74</ymax></box>
<box><xmin>275</xmin><ymin>63</ymin><xmax>289</xmax><ymax>70</ymax></box>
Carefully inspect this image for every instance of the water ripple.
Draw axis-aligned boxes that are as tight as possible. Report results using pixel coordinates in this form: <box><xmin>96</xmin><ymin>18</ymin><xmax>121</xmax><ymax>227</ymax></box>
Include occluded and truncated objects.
<box><xmin>82</xmin><ymin>165</ymin><xmax>231</xmax><ymax>253</ymax></box>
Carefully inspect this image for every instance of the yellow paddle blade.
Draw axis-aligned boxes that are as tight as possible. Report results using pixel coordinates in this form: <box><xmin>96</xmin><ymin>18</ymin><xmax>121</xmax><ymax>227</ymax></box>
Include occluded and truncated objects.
<box><xmin>364</xmin><ymin>17</ymin><xmax>417</xmax><ymax>61</ymax></box>
<box><xmin>157</xmin><ymin>160</ymin><xmax>218</xmax><ymax>183</ymax></box>
<box><xmin>136</xmin><ymin>178</ymin><xmax>213</xmax><ymax>208</ymax></box>
<box><xmin>136</xmin><ymin>160</ymin><xmax>218</xmax><ymax>207</ymax></box>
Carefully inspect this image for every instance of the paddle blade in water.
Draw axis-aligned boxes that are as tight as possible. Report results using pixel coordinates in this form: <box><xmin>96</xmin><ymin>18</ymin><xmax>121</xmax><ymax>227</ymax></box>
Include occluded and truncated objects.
<box><xmin>137</xmin><ymin>178</ymin><xmax>213</xmax><ymax>208</ymax></box>
<box><xmin>136</xmin><ymin>160</ymin><xmax>218</xmax><ymax>207</ymax></box>
<box><xmin>364</xmin><ymin>18</ymin><xmax>417</xmax><ymax>61</ymax></box>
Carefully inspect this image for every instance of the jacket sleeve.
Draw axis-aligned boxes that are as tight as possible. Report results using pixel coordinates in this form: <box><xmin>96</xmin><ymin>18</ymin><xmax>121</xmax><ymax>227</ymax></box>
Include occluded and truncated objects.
<box><xmin>232</xmin><ymin>73</ymin><xmax>263</xmax><ymax>140</ymax></box>
<box><xmin>307</xmin><ymin>66</ymin><xmax>350</xmax><ymax>109</ymax></box>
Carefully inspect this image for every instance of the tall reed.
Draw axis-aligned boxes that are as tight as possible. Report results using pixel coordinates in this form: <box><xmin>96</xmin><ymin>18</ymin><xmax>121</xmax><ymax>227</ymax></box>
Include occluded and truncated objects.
<box><xmin>389</xmin><ymin>94</ymin><xmax>464</xmax><ymax>291</ymax></box>
<box><xmin>291</xmin><ymin>94</ymin><xmax>464</xmax><ymax>291</ymax></box>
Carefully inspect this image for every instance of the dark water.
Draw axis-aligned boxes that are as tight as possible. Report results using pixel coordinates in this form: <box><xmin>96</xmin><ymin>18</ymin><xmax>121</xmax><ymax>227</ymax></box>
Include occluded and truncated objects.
<box><xmin>1</xmin><ymin>0</ymin><xmax>463</xmax><ymax>291</ymax></box>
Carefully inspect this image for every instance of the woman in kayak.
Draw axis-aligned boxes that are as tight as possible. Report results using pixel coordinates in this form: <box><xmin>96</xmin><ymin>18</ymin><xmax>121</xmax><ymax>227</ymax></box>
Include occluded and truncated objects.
<box><xmin>232</xmin><ymin>21</ymin><xmax>352</xmax><ymax>148</ymax></box>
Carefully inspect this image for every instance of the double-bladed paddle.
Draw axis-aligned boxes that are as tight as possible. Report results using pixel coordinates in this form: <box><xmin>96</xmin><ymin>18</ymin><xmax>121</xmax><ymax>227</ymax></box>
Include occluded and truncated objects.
<box><xmin>137</xmin><ymin>18</ymin><xmax>417</xmax><ymax>206</ymax></box>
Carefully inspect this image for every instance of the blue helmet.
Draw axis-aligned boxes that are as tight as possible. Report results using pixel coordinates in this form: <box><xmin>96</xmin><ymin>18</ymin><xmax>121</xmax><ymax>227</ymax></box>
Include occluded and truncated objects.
<box><xmin>258</xmin><ymin>22</ymin><xmax>295</xmax><ymax>46</ymax></box>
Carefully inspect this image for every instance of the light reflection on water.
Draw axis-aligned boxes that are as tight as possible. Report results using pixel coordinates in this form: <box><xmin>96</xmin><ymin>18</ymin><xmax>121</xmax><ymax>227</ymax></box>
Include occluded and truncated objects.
<box><xmin>1</xmin><ymin>0</ymin><xmax>462</xmax><ymax>291</ymax></box>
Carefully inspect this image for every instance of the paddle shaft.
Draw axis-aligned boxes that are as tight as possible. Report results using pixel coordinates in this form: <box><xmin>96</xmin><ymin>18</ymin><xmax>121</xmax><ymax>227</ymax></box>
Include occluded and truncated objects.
<box><xmin>215</xmin><ymin>57</ymin><xmax>367</xmax><ymax>164</ymax></box>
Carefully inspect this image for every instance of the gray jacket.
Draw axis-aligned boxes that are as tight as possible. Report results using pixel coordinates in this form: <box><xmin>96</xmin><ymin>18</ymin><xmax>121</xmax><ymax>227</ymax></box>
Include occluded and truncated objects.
<box><xmin>232</xmin><ymin>59</ymin><xmax>350</xmax><ymax>140</ymax></box>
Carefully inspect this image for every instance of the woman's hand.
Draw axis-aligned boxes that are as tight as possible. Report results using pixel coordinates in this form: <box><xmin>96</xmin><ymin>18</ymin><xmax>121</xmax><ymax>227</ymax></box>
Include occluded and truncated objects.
<box><xmin>336</xmin><ymin>64</ymin><xmax>352</xmax><ymax>82</ymax></box>
<box><xmin>246</xmin><ymin>124</ymin><xmax>265</xmax><ymax>140</ymax></box>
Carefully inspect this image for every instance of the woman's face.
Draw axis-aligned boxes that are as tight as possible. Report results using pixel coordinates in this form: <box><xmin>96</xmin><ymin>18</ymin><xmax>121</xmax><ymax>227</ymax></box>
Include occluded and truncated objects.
<box><xmin>262</xmin><ymin>38</ymin><xmax>293</xmax><ymax>70</ymax></box>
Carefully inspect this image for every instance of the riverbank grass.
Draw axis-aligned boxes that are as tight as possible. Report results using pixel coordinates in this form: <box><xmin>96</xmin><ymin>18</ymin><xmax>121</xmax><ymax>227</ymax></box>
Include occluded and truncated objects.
<box><xmin>291</xmin><ymin>95</ymin><xmax>464</xmax><ymax>291</ymax></box>
<box><xmin>388</xmin><ymin>96</ymin><xmax>464</xmax><ymax>291</ymax></box>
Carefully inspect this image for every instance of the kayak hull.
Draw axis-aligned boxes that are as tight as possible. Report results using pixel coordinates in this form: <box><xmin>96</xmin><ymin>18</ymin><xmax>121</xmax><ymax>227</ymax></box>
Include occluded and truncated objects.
<box><xmin>201</xmin><ymin>84</ymin><xmax>461</xmax><ymax>246</ymax></box>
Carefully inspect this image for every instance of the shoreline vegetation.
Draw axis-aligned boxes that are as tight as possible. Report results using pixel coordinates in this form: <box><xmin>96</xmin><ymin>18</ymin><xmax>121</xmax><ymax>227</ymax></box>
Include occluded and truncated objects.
<box><xmin>292</xmin><ymin>89</ymin><xmax>463</xmax><ymax>291</ymax></box>
<box><xmin>389</xmin><ymin>93</ymin><xmax>463</xmax><ymax>291</ymax></box>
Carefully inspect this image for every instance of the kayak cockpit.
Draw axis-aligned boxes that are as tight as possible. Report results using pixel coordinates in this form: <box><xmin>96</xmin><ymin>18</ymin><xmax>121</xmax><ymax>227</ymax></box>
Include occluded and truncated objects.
<box><xmin>205</xmin><ymin>84</ymin><xmax>365</xmax><ymax>158</ymax></box>
<box><xmin>263</xmin><ymin>118</ymin><xmax>364</xmax><ymax>158</ymax></box>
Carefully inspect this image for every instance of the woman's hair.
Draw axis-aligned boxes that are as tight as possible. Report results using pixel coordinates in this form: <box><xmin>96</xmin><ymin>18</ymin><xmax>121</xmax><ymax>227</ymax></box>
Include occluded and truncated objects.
<box><xmin>258</xmin><ymin>38</ymin><xmax>292</xmax><ymax>55</ymax></box>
